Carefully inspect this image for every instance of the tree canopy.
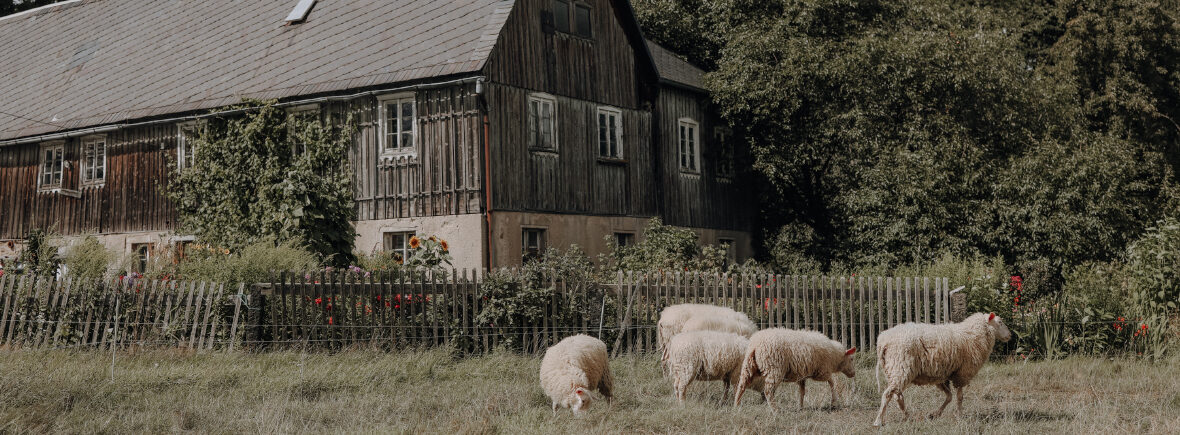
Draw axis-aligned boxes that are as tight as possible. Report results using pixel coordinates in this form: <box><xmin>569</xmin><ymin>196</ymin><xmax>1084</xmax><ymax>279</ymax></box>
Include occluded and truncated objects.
<box><xmin>636</xmin><ymin>0</ymin><xmax>1180</xmax><ymax>280</ymax></box>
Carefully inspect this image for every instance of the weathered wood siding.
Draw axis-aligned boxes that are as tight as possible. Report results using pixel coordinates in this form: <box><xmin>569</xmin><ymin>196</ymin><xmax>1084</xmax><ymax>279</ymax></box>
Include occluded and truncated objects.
<box><xmin>655</xmin><ymin>86</ymin><xmax>751</xmax><ymax>230</ymax></box>
<box><xmin>333</xmin><ymin>83</ymin><xmax>484</xmax><ymax>221</ymax></box>
<box><xmin>485</xmin><ymin>83</ymin><xmax>656</xmax><ymax>216</ymax></box>
<box><xmin>0</xmin><ymin>125</ymin><xmax>177</xmax><ymax>239</ymax></box>
<box><xmin>483</xmin><ymin>0</ymin><xmax>647</xmax><ymax>110</ymax></box>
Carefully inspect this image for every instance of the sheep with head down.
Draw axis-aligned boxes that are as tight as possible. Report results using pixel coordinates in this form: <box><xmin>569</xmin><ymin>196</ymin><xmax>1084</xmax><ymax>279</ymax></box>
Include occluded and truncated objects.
<box><xmin>540</xmin><ymin>334</ymin><xmax>613</xmax><ymax>415</ymax></box>
<box><xmin>872</xmin><ymin>312</ymin><xmax>1012</xmax><ymax>426</ymax></box>
<box><xmin>657</xmin><ymin>303</ymin><xmax>756</xmax><ymax>352</ymax></box>
<box><xmin>733</xmin><ymin>328</ymin><xmax>856</xmax><ymax>410</ymax></box>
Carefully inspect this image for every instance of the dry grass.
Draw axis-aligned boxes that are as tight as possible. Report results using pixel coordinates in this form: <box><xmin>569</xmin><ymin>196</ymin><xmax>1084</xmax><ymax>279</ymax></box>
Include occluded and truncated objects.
<box><xmin>1</xmin><ymin>348</ymin><xmax>1178</xmax><ymax>434</ymax></box>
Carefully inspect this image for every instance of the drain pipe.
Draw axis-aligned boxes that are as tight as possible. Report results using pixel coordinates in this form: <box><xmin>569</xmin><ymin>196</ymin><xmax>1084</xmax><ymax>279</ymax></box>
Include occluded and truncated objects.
<box><xmin>477</xmin><ymin>79</ymin><xmax>495</xmax><ymax>270</ymax></box>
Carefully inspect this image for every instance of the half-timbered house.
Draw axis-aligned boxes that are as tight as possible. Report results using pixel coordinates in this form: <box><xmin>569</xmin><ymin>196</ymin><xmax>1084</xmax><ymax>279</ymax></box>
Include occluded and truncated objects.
<box><xmin>0</xmin><ymin>0</ymin><xmax>753</xmax><ymax>269</ymax></box>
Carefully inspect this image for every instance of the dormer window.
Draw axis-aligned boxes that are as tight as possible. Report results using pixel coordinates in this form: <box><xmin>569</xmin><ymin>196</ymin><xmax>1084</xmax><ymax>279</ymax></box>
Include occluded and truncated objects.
<box><xmin>551</xmin><ymin>0</ymin><xmax>591</xmax><ymax>39</ymax></box>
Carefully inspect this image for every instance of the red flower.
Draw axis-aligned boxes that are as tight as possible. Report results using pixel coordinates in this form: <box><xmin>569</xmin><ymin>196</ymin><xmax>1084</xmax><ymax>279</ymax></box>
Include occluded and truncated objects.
<box><xmin>315</xmin><ymin>297</ymin><xmax>322</xmax><ymax>305</ymax></box>
<box><xmin>326</xmin><ymin>304</ymin><xmax>332</xmax><ymax>311</ymax></box>
<box><xmin>385</xmin><ymin>301</ymin><xmax>391</xmax><ymax>307</ymax></box>
<box><xmin>394</xmin><ymin>304</ymin><xmax>400</xmax><ymax>309</ymax></box>
<box><xmin>376</xmin><ymin>295</ymin><xmax>382</xmax><ymax>301</ymax></box>
<box><xmin>328</xmin><ymin>317</ymin><xmax>334</xmax><ymax>325</ymax></box>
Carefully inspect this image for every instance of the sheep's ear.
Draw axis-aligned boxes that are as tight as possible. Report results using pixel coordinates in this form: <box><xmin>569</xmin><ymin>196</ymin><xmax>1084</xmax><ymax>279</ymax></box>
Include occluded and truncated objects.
<box><xmin>988</xmin><ymin>312</ymin><xmax>996</xmax><ymax>322</ymax></box>
<box><xmin>846</xmin><ymin>347</ymin><xmax>856</xmax><ymax>356</ymax></box>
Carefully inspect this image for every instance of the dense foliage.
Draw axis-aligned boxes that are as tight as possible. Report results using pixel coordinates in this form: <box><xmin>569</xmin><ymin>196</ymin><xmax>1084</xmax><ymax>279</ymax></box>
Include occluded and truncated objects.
<box><xmin>635</xmin><ymin>0</ymin><xmax>1180</xmax><ymax>282</ymax></box>
<box><xmin>167</xmin><ymin>100</ymin><xmax>357</xmax><ymax>265</ymax></box>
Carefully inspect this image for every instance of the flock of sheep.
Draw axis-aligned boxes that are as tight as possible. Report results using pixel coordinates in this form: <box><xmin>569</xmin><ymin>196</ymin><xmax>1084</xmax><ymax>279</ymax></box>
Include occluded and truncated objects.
<box><xmin>539</xmin><ymin>303</ymin><xmax>1012</xmax><ymax>426</ymax></box>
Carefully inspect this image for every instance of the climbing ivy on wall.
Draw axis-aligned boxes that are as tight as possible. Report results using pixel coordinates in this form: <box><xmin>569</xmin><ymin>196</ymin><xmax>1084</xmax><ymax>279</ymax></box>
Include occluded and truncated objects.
<box><xmin>167</xmin><ymin>100</ymin><xmax>357</xmax><ymax>265</ymax></box>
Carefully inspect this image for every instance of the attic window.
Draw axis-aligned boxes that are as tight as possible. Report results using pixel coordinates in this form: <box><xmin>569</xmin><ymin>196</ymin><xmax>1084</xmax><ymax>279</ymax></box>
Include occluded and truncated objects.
<box><xmin>284</xmin><ymin>0</ymin><xmax>316</xmax><ymax>24</ymax></box>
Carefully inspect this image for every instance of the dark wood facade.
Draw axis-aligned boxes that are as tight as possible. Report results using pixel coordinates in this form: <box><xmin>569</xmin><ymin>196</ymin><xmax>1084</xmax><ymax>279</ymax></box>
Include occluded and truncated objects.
<box><xmin>0</xmin><ymin>0</ymin><xmax>751</xmax><ymax>254</ymax></box>
<box><xmin>0</xmin><ymin>125</ymin><xmax>177</xmax><ymax>240</ymax></box>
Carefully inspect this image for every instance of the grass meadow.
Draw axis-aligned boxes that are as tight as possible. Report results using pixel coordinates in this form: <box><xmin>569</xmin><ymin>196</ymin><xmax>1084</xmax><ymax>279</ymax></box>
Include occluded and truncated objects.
<box><xmin>1</xmin><ymin>348</ymin><xmax>1178</xmax><ymax>434</ymax></box>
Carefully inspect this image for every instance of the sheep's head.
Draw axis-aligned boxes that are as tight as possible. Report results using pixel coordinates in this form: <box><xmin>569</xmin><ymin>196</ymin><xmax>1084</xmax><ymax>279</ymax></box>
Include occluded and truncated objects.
<box><xmin>988</xmin><ymin>312</ymin><xmax>1012</xmax><ymax>342</ymax></box>
<box><xmin>838</xmin><ymin>347</ymin><xmax>857</xmax><ymax>378</ymax></box>
<box><xmin>569</xmin><ymin>387</ymin><xmax>590</xmax><ymax>414</ymax></box>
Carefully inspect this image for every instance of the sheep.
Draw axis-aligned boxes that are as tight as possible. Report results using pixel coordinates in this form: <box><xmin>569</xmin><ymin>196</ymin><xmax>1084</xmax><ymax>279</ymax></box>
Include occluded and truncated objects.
<box><xmin>680</xmin><ymin>314</ymin><xmax>758</xmax><ymax>338</ymax></box>
<box><xmin>540</xmin><ymin>334</ymin><xmax>614</xmax><ymax>414</ymax></box>
<box><xmin>662</xmin><ymin>330</ymin><xmax>765</xmax><ymax>404</ymax></box>
<box><xmin>657</xmin><ymin>303</ymin><xmax>756</xmax><ymax>353</ymax></box>
<box><xmin>733</xmin><ymin>328</ymin><xmax>856</xmax><ymax>410</ymax></box>
<box><xmin>872</xmin><ymin>312</ymin><xmax>1012</xmax><ymax>426</ymax></box>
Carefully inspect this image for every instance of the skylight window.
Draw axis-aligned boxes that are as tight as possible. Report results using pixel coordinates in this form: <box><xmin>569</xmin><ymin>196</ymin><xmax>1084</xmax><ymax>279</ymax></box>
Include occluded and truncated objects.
<box><xmin>285</xmin><ymin>0</ymin><xmax>316</xmax><ymax>24</ymax></box>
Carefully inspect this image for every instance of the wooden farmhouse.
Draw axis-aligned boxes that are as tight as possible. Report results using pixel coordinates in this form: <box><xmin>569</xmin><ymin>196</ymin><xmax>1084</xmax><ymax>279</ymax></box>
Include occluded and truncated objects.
<box><xmin>0</xmin><ymin>0</ymin><xmax>754</xmax><ymax>269</ymax></box>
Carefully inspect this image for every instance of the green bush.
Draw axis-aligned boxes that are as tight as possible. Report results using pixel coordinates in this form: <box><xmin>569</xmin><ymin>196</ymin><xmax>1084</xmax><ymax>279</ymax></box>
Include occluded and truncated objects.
<box><xmin>476</xmin><ymin>246</ymin><xmax>616</xmax><ymax>352</ymax></box>
<box><xmin>174</xmin><ymin>238</ymin><xmax>319</xmax><ymax>284</ymax></box>
<box><xmin>1127</xmin><ymin>217</ymin><xmax>1180</xmax><ymax>314</ymax></box>
<box><xmin>62</xmin><ymin>235</ymin><xmax>113</xmax><ymax>282</ymax></box>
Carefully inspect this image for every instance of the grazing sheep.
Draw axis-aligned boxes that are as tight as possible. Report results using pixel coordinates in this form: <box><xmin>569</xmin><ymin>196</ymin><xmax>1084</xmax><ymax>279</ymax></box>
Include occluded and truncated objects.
<box><xmin>680</xmin><ymin>314</ymin><xmax>758</xmax><ymax>338</ymax></box>
<box><xmin>540</xmin><ymin>334</ymin><xmax>614</xmax><ymax>414</ymax></box>
<box><xmin>663</xmin><ymin>330</ymin><xmax>765</xmax><ymax>404</ymax></box>
<box><xmin>657</xmin><ymin>304</ymin><xmax>756</xmax><ymax>353</ymax></box>
<box><xmin>872</xmin><ymin>312</ymin><xmax>1012</xmax><ymax>426</ymax></box>
<box><xmin>733</xmin><ymin>328</ymin><xmax>856</xmax><ymax>410</ymax></box>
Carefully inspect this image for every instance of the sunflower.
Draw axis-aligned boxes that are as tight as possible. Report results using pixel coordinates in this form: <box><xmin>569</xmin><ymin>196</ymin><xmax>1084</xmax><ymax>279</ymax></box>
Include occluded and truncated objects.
<box><xmin>440</xmin><ymin>239</ymin><xmax>449</xmax><ymax>252</ymax></box>
<box><xmin>409</xmin><ymin>236</ymin><xmax>421</xmax><ymax>249</ymax></box>
<box><xmin>428</xmin><ymin>236</ymin><xmax>437</xmax><ymax>243</ymax></box>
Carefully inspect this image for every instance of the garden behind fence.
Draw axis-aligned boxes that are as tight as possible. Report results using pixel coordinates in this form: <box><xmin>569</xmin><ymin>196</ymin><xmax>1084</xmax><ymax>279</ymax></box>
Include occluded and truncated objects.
<box><xmin>0</xmin><ymin>270</ymin><xmax>959</xmax><ymax>353</ymax></box>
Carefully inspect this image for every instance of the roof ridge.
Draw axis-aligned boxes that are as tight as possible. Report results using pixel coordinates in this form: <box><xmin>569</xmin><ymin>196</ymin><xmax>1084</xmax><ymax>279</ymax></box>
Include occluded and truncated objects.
<box><xmin>0</xmin><ymin>0</ymin><xmax>84</xmax><ymax>24</ymax></box>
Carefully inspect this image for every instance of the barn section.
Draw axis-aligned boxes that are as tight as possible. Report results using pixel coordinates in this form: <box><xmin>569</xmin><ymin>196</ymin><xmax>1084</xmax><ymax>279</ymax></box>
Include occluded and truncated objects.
<box><xmin>0</xmin><ymin>0</ymin><xmax>754</xmax><ymax>268</ymax></box>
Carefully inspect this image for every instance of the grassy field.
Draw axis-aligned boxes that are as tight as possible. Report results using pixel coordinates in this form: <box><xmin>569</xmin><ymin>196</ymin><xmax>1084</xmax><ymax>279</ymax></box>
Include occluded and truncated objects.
<box><xmin>1</xmin><ymin>348</ymin><xmax>1178</xmax><ymax>434</ymax></box>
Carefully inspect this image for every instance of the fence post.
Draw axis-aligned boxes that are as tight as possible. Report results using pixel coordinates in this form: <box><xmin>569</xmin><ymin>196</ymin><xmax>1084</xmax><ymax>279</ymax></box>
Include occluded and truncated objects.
<box><xmin>950</xmin><ymin>286</ymin><xmax>967</xmax><ymax>322</ymax></box>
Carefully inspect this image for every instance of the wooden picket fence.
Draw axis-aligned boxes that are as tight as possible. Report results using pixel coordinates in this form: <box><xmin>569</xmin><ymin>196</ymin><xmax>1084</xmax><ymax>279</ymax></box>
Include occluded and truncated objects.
<box><xmin>0</xmin><ymin>269</ymin><xmax>956</xmax><ymax>353</ymax></box>
<box><xmin>0</xmin><ymin>273</ymin><xmax>241</xmax><ymax>350</ymax></box>
<box><xmin>249</xmin><ymin>270</ymin><xmax>956</xmax><ymax>355</ymax></box>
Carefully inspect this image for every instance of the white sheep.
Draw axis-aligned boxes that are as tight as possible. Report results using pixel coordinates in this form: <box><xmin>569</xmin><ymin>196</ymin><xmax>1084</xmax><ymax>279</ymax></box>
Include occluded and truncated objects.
<box><xmin>657</xmin><ymin>303</ymin><xmax>756</xmax><ymax>353</ymax></box>
<box><xmin>733</xmin><ymin>328</ymin><xmax>856</xmax><ymax>410</ymax></box>
<box><xmin>540</xmin><ymin>334</ymin><xmax>614</xmax><ymax>414</ymax></box>
<box><xmin>872</xmin><ymin>312</ymin><xmax>1012</xmax><ymax>426</ymax></box>
<box><xmin>679</xmin><ymin>314</ymin><xmax>758</xmax><ymax>337</ymax></box>
<box><xmin>663</xmin><ymin>330</ymin><xmax>765</xmax><ymax>404</ymax></box>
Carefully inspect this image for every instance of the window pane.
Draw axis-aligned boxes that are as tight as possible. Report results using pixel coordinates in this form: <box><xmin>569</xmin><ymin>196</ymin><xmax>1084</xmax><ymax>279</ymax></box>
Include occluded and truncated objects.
<box><xmin>598</xmin><ymin>113</ymin><xmax>607</xmax><ymax>156</ymax></box>
<box><xmin>528</xmin><ymin>100</ymin><xmax>538</xmax><ymax>148</ymax></box>
<box><xmin>575</xmin><ymin>5</ymin><xmax>591</xmax><ymax>38</ymax></box>
<box><xmin>401</xmin><ymin>102</ymin><xmax>414</xmax><ymax>148</ymax></box>
<box><xmin>541</xmin><ymin>102</ymin><xmax>553</xmax><ymax>148</ymax></box>
<box><xmin>688</xmin><ymin>127</ymin><xmax>696</xmax><ymax>169</ymax></box>
<box><xmin>608</xmin><ymin>115</ymin><xmax>618</xmax><ymax>157</ymax></box>
<box><xmin>554</xmin><ymin>0</ymin><xmax>570</xmax><ymax>33</ymax></box>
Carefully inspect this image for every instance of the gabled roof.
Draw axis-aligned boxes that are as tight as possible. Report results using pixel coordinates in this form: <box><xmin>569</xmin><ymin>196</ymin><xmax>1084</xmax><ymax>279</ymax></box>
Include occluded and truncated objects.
<box><xmin>0</xmin><ymin>0</ymin><xmax>513</xmax><ymax>141</ymax></box>
<box><xmin>646</xmin><ymin>40</ymin><xmax>705</xmax><ymax>91</ymax></box>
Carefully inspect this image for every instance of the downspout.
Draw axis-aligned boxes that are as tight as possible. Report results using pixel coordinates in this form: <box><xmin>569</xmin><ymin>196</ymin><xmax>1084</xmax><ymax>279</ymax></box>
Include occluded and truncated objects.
<box><xmin>477</xmin><ymin>79</ymin><xmax>495</xmax><ymax>269</ymax></box>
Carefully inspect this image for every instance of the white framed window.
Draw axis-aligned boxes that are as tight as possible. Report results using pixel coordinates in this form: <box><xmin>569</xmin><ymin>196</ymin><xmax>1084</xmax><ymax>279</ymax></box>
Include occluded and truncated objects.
<box><xmin>131</xmin><ymin>243</ymin><xmax>154</xmax><ymax>273</ymax></box>
<box><xmin>678</xmin><ymin>118</ymin><xmax>700</xmax><ymax>172</ymax></box>
<box><xmin>528</xmin><ymin>93</ymin><xmax>558</xmax><ymax>152</ymax></box>
<box><xmin>287</xmin><ymin>104</ymin><xmax>320</xmax><ymax>155</ymax></box>
<box><xmin>714</xmin><ymin>127</ymin><xmax>735</xmax><ymax>179</ymax></box>
<box><xmin>80</xmin><ymin>135</ymin><xmax>106</xmax><ymax>186</ymax></box>
<box><xmin>38</xmin><ymin>141</ymin><xmax>64</xmax><ymax>189</ymax></box>
<box><xmin>522</xmin><ymin>227</ymin><xmax>547</xmax><ymax>262</ymax></box>
<box><xmin>597</xmin><ymin>107</ymin><xmax>623</xmax><ymax>159</ymax></box>
<box><xmin>177</xmin><ymin>121</ymin><xmax>199</xmax><ymax>170</ymax></box>
<box><xmin>383</xmin><ymin>231</ymin><xmax>416</xmax><ymax>264</ymax></box>
<box><xmin>613</xmin><ymin>232</ymin><xmax>635</xmax><ymax>247</ymax></box>
<box><xmin>378</xmin><ymin>93</ymin><xmax>416</xmax><ymax>155</ymax></box>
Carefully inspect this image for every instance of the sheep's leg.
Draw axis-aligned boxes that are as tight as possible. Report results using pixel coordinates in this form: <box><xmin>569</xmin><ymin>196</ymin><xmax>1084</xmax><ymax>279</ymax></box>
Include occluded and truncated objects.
<box><xmin>872</xmin><ymin>387</ymin><xmax>895</xmax><ymax>427</ymax></box>
<box><xmin>930</xmin><ymin>381</ymin><xmax>953</xmax><ymax>419</ymax></box>
<box><xmin>797</xmin><ymin>380</ymin><xmax>806</xmax><ymax>409</ymax></box>
<box><xmin>827</xmin><ymin>378</ymin><xmax>837</xmax><ymax>408</ymax></box>
<box><xmin>763</xmin><ymin>380</ymin><xmax>779</xmax><ymax>411</ymax></box>
<box><xmin>552</xmin><ymin>401</ymin><xmax>557</xmax><ymax>416</ymax></box>
<box><xmin>896</xmin><ymin>390</ymin><xmax>910</xmax><ymax>421</ymax></box>
<box><xmin>676</xmin><ymin>376</ymin><xmax>693</xmax><ymax>404</ymax></box>
<box><xmin>955</xmin><ymin>384</ymin><xmax>965</xmax><ymax>415</ymax></box>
